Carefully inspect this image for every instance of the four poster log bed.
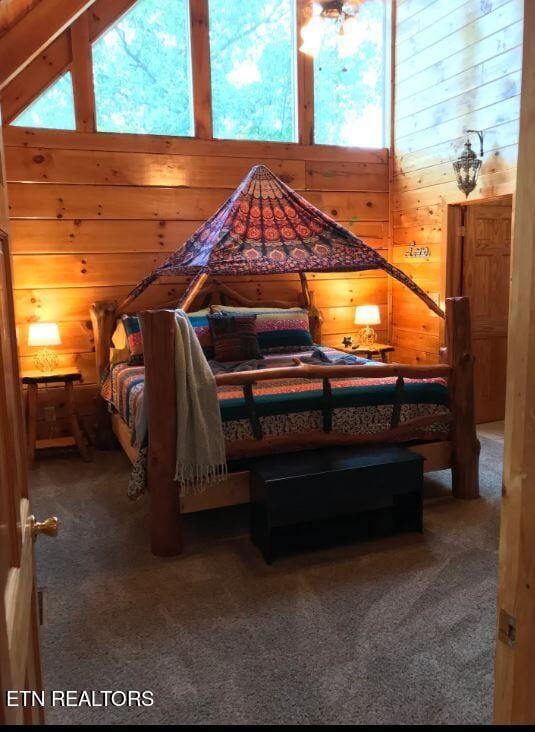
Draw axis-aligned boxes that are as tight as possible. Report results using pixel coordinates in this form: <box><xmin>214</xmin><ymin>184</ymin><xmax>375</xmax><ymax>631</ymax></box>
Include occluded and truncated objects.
<box><xmin>90</xmin><ymin>165</ymin><xmax>480</xmax><ymax>556</ymax></box>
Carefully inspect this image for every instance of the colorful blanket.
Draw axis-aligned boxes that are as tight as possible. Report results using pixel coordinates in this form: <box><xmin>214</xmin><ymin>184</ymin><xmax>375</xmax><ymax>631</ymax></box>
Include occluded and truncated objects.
<box><xmin>101</xmin><ymin>346</ymin><xmax>450</xmax><ymax>498</ymax></box>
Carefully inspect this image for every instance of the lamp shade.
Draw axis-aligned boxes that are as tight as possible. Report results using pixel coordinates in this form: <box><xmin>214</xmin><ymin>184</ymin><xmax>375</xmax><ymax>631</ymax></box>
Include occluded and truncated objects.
<box><xmin>354</xmin><ymin>305</ymin><xmax>380</xmax><ymax>326</ymax></box>
<box><xmin>28</xmin><ymin>322</ymin><xmax>61</xmax><ymax>347</ymax></box>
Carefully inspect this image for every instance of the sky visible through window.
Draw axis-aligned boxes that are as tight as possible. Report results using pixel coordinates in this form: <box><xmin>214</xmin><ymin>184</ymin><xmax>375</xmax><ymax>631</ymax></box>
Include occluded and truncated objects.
<box><xmin>314</xmin><ymin>0</ymin><xmax>386</xmax><ymax>147</ymax></box>
<box><xmin>92</xmin><ymin>0</ymin><xmax>194</xmax><ymax>136</ymax></box>
<box><xmin>12</xmin><ymin>72</ymin><xmax>76</xmax><ymax>130</ymax></box>
<box><xmin>209</xmin><ymin>0</ymin><xmax>297</xmax><ymax>142</ymax></box>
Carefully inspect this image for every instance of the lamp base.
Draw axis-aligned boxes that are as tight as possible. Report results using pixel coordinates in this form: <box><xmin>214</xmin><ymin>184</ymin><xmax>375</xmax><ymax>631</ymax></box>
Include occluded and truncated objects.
<box><xmin>357</xmin><ymin>326</ymin><xmax>377</xmax><ymax>347</ymax></box>
<box><xmin>33</xmin><ymin>348</ymin><xmax>58</xmax><ymax>373</ymax></box>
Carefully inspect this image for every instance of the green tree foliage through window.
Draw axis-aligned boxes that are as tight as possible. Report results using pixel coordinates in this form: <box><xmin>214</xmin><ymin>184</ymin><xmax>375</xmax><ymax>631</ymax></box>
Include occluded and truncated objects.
<box><xmin>12</xmin><ymin>72</ymin><xmax>76</xmax><ymax>130</ymax></box>
<box><xmin>209</xmin><ymin>0</ymin><xmax>297</xmax><ymax>142</ymax></box>
<box><xmin>10</xmin><ymin>0</ymin><xmax>387</xmax><ymax>148</ymax></box>
<box><xmin>314</xmin><ymin>0</ymin><xmax>386</xmax><ymax>148</ymax></box>
<box><xmin>92</xmin><ymin>0</ymin><xmax>194</xmax><ymax>135</ymax></box>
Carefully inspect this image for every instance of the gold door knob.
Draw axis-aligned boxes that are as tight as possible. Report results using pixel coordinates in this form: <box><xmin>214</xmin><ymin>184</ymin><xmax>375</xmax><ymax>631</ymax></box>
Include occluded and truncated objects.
<box><xmin>30</xmin><ymin>516</ymin><xmax>58</xmax><ymax>538</ymax></box>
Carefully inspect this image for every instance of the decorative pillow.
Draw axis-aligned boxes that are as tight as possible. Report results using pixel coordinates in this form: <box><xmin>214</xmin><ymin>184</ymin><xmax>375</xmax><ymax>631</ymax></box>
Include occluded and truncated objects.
<box><xmin>112</xmin><ymin>320</ymin><xmax>129</xmax><ymax>350</ymax></box>
<box><xmin>110</xmin><ymin>320</ymin><xmax>131</xmax><ymax>364</ymax></box>
<box><xmin>118</xmin><ymin>309</ymin><xmax>214</xmax><ymax>365</ymax></box>
<box><xmin>208</xmin><ymin>313</ymin><xmax>262</xmax><ymax>362</ymax></box>
<box><xmin>109</xmin><ymin>346</ymin><xmax>131</xmax><ymax>366</ymax></box>
<box><xmin>185</xmin><ymin>308</ymin><xmax>214</xmax><ymax>359</ymax></box>
<box><xmin>121</xmin><ymin>314</ymin><xmax>144</xmax><ymax>365</ymax></box>
<box><xmin>211</xmin><ymin>306</ymin><xmax>313</xmax><ymax>352</ymax></box>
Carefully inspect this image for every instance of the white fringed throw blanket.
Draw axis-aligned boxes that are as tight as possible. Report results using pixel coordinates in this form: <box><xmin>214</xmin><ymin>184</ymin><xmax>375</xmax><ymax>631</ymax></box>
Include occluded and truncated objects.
<box><xmin>174</xmin><ymin>310</ymin><xmax>227</xmax><ymax>494</ymax></box>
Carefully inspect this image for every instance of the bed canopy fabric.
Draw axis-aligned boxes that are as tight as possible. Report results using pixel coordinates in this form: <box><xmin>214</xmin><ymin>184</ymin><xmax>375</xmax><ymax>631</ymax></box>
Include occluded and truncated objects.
<box><xmin>123</xmin><ymin>165</ymin><xmax>444</xmax><ymax>318</ymax></box>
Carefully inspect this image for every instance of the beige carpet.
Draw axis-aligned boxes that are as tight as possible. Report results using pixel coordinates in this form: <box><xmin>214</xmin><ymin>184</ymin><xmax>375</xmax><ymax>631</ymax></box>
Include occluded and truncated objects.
<box><xmin>30</xmin><ymin>435</ymin><xmax>502</xmax><ymax>725</ymax></box>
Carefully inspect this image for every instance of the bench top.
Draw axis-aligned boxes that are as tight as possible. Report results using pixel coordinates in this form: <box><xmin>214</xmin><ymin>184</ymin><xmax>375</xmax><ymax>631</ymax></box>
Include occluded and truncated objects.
<box><xmin>250</xmin><ymin>445</ymin><xmax>423</xmax><ymax>482</ymax></box>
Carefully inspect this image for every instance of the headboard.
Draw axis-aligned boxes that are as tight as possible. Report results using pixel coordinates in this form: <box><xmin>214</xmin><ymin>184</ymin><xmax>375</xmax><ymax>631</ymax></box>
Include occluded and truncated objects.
<box><xmin>89</xmin><ymin>278</ymin><xmax>323</xmax><ymax>385</ymax></box>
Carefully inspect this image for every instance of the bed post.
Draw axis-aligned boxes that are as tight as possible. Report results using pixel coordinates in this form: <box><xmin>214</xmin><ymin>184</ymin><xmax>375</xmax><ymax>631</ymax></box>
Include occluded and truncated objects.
<box><xmin>445</xmin><ymin>296</ymin><xmax>480</xmax><ymax>499</ymax></box>
<box><xmin>178</xmin><ymin>272</ymin><xmax>209</xmax><ymax>312</ymax></box>
<box><xmin>139</xmin><ymin>309</ymin><xmax>183</xmax><ymax>556</ymax></box>
<box><xmin>90</xmin><ymin>300</ymin><xmax>118</xmax><ymax>448</ymax></box>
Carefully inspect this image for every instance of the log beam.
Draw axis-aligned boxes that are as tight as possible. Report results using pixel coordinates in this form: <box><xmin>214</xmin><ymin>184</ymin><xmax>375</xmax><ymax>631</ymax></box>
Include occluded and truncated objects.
<box><xmin>296</xmin><ymin>0</ymin><xmax>314</xmax><ymax>145</ymax></box>
<box><xmin>89</xmin><ymin>299</ymin><xmax>117</xmax><ymax>383</ymax></box>
<box><xmin>0</xmin><ymin>0</ymin><xmax>97</xmax><ymax>91</ymax></box>
<box><xmin>214</xmin><ymin>360</ymin><xmax>452</xmax><ymax>386</ymax></box>
<box><xmin>1</xmin><ymin>0</ymin><xmax>137</xmax><ymax>124</ymax></box>
<box><xmin>189</xmin><ymin>0</ymin><xmax>212</xmax><ymax>140</ymax></box>
<box><xmin>178</xmin><ymin>272</ymin><xmax>208</xmax><ymax>312</ymax></box>
<box><xmin>70</xmin><ymin>14</ymin><xmax>96</xmax><ymax>132</ymax></box>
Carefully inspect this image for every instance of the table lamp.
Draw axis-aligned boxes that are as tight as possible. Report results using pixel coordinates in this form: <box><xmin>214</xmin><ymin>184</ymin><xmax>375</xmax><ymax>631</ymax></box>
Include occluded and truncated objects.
<box><xmin>28</xmin><ymin>322</ymin><xmax>61</xmax><ymax>372</ymax></box>
<box><xmin>354</xmin><ymin>305</ymin><xmax>380</xmax><ymax>347</ymax></box>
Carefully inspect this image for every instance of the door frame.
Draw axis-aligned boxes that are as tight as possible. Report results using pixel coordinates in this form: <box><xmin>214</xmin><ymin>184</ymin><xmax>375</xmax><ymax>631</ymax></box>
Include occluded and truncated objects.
<box><xmin>443</xmin><ymin>195</ymin><xmax>513</xmax><ymax>424</ymax></box>
<box><xmin>444</xmin><ymin>194</ymin><xmax>514</xmax><ymax>302</ymax></box>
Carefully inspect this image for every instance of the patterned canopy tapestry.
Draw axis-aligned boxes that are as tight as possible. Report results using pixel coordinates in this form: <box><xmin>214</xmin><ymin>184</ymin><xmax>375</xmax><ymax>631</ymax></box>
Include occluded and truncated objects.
<box><xmin>124</xmin><ymin>165</ymin><xmax>444</xmax><ymax>318</ymax></box>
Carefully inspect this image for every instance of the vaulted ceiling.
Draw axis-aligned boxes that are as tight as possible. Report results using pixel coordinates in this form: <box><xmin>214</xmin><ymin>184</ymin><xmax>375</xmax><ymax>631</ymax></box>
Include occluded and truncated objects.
<box><xmin>0</xmin><ymin>0</ymin><xmax>137</xmax><ymax>124</ymax></box>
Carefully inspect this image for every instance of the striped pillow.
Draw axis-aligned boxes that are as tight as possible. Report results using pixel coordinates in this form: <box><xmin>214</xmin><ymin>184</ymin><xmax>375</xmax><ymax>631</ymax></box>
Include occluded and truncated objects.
<box><xmin>211</xmin><ymin>306</ymin><xmax>313</xmax><ymax>352</ymax></box>
<box><xmin>121</xmin><ymin>315</ymin><xmax>143</xmax><ymax>365</ymax></box>
<box><xmin>119</xmin><ymin>309</ymin><xmax>214</xmax><ymax>364</ymax></box>
<box><xmin>186</xmin><ymin>309</ymin><xmax>214</xmax><ymax>359</ymax></box>
<box><xmin>208</xmin><ymin>313</ymin><xmax>262</xmax><ymax>362</ymax></box>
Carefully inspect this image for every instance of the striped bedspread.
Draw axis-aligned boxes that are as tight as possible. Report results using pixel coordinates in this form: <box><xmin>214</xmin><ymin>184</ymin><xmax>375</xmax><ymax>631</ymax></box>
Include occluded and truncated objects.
<box><xmin>100</xmin><ymin>347</ymin><xmax>450</xmax><ymax>446</ymax></box>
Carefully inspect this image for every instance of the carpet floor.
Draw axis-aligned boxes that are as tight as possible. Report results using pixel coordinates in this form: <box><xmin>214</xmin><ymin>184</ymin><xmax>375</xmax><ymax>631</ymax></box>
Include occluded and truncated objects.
<box><xmin>30</xmin><ymin>435</ymin><xmax>502</xmax><ymax>725</ymax></box>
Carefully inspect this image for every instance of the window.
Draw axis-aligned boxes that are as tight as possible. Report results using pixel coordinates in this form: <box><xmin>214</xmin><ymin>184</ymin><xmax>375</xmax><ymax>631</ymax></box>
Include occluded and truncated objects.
<box><xmin>313</xmin><ymin>0</ymin><xmax>386</xmax><ymax>148</ymax></box>
<box><xmin>209</xmin><ymin>0</ymin><xmax>297</xmax><ymax>142</ymax></box>
<box><xmin>12</xmin><ymin>72</ymin><xmax>76</xmax><ymax>130</ymax></box>
<box><xmin>92</xmin><ymin>0</ymin><xmax>194</xmax><ymax>136</ymax></box>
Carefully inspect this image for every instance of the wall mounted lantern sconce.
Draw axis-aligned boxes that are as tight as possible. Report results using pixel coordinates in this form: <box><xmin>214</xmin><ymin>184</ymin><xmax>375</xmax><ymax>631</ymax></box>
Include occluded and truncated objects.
<box><xmin>453</xmin><ymin>129</ymin><xmax>484</xmax><ymax>198</ymax></box>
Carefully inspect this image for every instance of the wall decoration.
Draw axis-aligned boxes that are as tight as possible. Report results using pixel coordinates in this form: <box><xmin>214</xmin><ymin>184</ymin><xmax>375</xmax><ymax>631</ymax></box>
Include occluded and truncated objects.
<box><xmin>404</xmin><ymin>241</ymin><xmax>430</xmax><ymax>258</ymax></box>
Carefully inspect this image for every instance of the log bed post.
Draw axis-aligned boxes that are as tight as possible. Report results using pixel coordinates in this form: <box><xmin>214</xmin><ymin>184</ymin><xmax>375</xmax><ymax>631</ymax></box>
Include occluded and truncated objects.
<box><xmin>139</xmin><ymin>309</ymin><xmax>183</xmax><ymax>556</ymax></box>
<box><xmin>445</xmin><ymin>296</ymin><xmax>480</xmax><ymax>499</ymax></box>
<box><xmin>178</xmin><ymin>272</ymin><xmax>208</xmax><ymax>312</ymax></box>
<box><xmin>89</xmin><ymin>299</ymin><xmax>117</xmax><ymax>448</ymax></box>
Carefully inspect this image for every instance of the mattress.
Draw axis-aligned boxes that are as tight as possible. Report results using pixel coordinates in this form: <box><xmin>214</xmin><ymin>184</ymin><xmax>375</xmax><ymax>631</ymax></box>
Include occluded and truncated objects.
<box><xmin>101</xmin><ymin>347</ymin><xmax>451</xmax><ymax>447</ymax></box>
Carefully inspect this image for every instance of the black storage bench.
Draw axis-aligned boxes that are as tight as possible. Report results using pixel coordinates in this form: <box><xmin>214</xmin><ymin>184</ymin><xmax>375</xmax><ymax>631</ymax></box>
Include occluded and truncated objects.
<box><xmin>249</xmin><ymin>445</ymin><xmax>424</xmax><ymax>563</ymax></box>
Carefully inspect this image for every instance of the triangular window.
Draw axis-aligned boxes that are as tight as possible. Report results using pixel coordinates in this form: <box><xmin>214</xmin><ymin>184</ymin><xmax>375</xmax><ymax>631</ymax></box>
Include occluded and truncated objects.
<box><xmin>12</xmin><ymin>72</ymin><xmax>76</xmax><ymax>130</ymax></box>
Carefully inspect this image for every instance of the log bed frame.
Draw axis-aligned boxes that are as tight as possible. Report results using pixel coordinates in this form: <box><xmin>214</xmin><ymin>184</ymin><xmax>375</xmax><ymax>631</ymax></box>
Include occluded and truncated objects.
<box><xmin>90</xmin><ymin>280</ymin><xmax>480</xmax><ymax>556</ymax></box>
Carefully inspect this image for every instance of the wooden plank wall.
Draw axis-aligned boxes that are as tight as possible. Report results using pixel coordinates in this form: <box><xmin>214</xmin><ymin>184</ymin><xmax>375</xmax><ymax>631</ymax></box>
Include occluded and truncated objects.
<box><xmin>3</xmin><ymin>125</ymin><xmax>389</xmax><ymax>439</ymax></box>
<box><xmin>392</xmin><ymin>0</ymin><xmax>522</xmax><ymax>363</ymax></box>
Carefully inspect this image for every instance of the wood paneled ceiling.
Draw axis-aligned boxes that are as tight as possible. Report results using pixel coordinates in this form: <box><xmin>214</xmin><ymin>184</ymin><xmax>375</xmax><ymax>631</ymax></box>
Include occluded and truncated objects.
<box><xmin>0</xmin><ymin>0</ymin><xmax>40</xmax><ymax>38</ymax></box>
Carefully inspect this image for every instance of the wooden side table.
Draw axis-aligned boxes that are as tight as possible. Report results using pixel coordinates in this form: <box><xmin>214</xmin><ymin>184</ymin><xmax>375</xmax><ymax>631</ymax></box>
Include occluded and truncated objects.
<box><xmin>339</xmin><ymin>342</ymin><xmax>395</xmax><ymax>363</ymax></box>
<box><xmin>21</xmin><ymin>369</ymin><xmax>91</xmax><ymax>463</ymax></box>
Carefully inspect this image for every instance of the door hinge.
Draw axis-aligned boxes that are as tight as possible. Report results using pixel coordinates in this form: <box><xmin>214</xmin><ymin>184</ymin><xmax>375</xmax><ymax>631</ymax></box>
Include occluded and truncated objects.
<box><xmin>499</xmin><ymin>609</ymin><xmax>516</xmax><ymax>648</ymax></box>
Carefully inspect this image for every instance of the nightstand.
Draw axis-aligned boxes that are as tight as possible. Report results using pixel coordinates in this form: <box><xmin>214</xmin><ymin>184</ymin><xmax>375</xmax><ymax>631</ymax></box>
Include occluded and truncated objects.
<box><xmin>21</xmin><ymin>368</ymin><xmax>92</xmax><ymax>464</ymax></box>
<box><xmin>339</xmin><ymin>342</ymin><xmax>395</xmax><ymax>363</ymax></box>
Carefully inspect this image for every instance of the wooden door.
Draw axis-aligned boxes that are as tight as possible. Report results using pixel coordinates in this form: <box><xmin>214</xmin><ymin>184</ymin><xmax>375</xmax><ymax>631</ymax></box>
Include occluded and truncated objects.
<box><xmin>0</xmin><ymin>128</ymin><xmax>46</xmax><ymax>723</ymax></box>
<box><xmin>494</xmin><ymin>2</ymin><xmax>535</xmax><ymax>721</ymax></box>
<box><xmin>461</xmin><ymin>203</ymin><xmax>512</xmax><ymax>423</ymax></box>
